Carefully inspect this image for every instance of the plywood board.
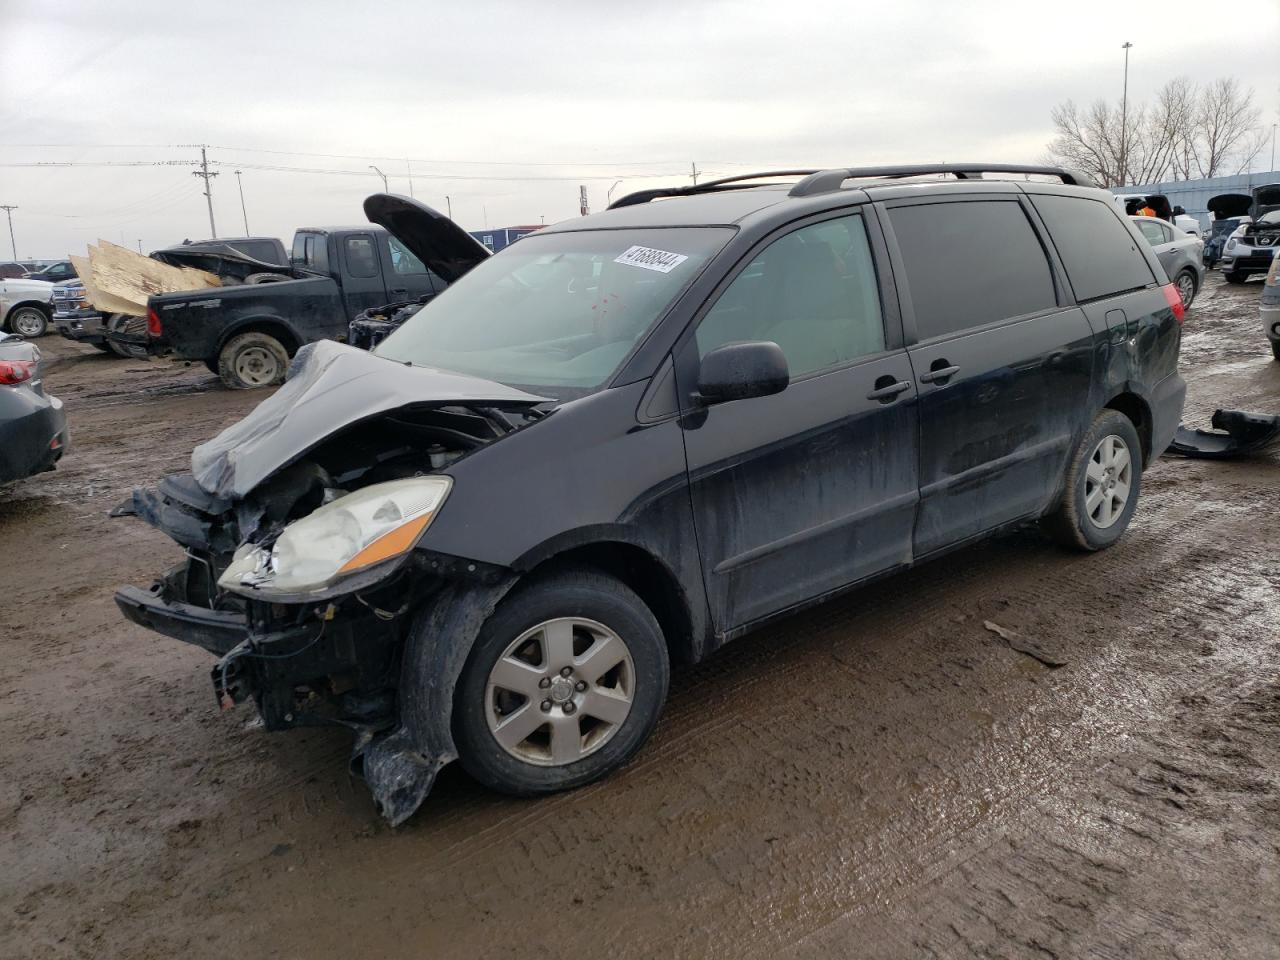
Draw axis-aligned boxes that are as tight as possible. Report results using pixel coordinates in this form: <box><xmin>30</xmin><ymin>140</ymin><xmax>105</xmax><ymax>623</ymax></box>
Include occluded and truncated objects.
<box><xmin>70</xmin><ymin>251</ymin><xmax>146</xmax><ymax>317</ymax></box>
<box><xmin>87</xmin><ymin>240</ymin><xmax>219</xmax><ymax>315</ymax></box>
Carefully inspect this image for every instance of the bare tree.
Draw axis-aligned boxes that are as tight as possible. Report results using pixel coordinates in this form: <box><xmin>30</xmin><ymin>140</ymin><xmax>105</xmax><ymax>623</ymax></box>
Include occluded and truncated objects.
<box><xmin>1046</xmin><ymin>76</ymin><xmax>1265</xmax><ymax>185</ymax></box>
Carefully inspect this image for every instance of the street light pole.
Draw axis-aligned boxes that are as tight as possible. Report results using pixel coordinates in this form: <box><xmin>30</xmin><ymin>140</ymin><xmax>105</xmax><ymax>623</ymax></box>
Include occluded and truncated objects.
<box><xmin>405</xmin><ymin>159</ymin><xmax>415</xmax><ymax>197</ymax></box>
<box><xmin>0</xmin><ymin>205</ymin><xmax>16</xmax><ymax>259</ymax></box>
<box><xmin>234</xmin><ymin>169</ymin><xmax>250</xmax><ymax>235</ymax></box>
<box><xmin>1119</xmin><ymin>41</ymin><xmax>1133</xmax><ymax>187</ymax></box>
<box><xmin>369</xmin><ymin>165</ymin><xmax>389</xmax><ymax>191</ymax></box>
<box><xmin>1271</xmin><ymin>123</ymin><xmax>1277</xmax><ymax>173</ymax></box>
<box><xmin>445</xmin><ymin>195</ymin><xmax>452</xmax><ymax>220</ymax></box>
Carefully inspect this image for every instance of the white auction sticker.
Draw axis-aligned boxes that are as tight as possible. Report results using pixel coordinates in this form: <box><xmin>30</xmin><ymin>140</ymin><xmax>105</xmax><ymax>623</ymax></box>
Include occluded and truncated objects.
<box><xmin>614</xmin><ymin>245</ymin><xmax>689</xmax><ymax>274</ymax></box>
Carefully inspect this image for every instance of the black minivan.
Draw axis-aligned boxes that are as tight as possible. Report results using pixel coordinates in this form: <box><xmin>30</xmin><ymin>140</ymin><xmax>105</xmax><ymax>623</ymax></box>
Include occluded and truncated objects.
<box><xmin>115</xmin><ymin>165</ymin><xmax>1187</xmax><ymax>823</ymax></box>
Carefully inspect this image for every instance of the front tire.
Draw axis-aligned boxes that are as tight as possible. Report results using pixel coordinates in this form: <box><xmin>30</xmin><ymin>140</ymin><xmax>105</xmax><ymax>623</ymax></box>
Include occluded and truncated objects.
<box><xmin>217</xmin><ymin>331</ymin><xmax>289</xmax><ymax>389</ymax></box>
<box><xmin>453</xmin><ymin>569</ymin><xmax>669</xmax><ymax>797</ymax></box>
<box><xmin>7</xmin><ymin>306</ymin><xmax>48</xmax><ymax>337</ymax></box>
<box><xmin>1042</xmin><ymin>410</ymin><xmax>1143</xmax><ymax>552</ymax></box>
<box><xmin>1271</xmin><ymin>341</ymin><xmax>1280</xmax><ymax>362</ymax></box>
<box><xmin>1224</xmin><ymin>270</ymin><xmax>1248</xmax><ymax>284</ymax></box>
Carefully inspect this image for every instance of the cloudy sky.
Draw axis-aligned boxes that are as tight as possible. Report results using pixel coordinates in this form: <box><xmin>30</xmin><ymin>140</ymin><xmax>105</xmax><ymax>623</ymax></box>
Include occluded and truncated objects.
<box><xmin>1</xmin><ymin>0</ymin><xmax>1277</xmax><ymax>259</ymax></box>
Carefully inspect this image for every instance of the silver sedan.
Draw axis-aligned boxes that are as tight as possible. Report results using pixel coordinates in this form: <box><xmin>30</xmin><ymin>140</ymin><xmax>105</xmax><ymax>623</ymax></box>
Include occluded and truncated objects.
<box><xmin>1132</xmin><ymin>216</ymin><xmax>1205</xmax><ymax>308</ymax></box>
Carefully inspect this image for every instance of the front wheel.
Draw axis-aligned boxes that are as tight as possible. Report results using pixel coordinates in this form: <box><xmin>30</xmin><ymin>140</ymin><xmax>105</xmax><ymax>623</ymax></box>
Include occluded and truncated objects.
<box><xmin>217</xmin><ymin>331</ymin><xmax>289</xmax><ymax>389</ymax></box>
<box><xmin>1042</xmin><ymin>410</ymin><xmax>1143</xmax><ymax>552</ymax></box>
<box><xmin>1174</xmin><ymin>268</ymin><xmax>1197</xmax><ymax>308</ymax></box>
<box><xmin>1224</xmin><ymin>270</ymin><xmax>1248</xmax><ymax>284</ymax></box>
<box><xmin>452</xmin><ymin>569</ymin><xmax>669</xmax><ymax>796</ymax></box>
<box><xmin>7</xmin><ymin>306</ymin><xmax>48</xmax><ymax>337</ymax></box>
<box><xmin>1271</xmin><ymin>341</ymin><xmax>1280</xmax><ymax>362</ymax></box>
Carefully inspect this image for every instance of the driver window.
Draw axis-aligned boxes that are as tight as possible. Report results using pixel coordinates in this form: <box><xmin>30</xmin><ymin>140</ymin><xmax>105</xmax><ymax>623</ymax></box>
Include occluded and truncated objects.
<box><xmin>696</xmin><ymin>213</ymin><xmax>885</xmax><ymax>379</ymax></box>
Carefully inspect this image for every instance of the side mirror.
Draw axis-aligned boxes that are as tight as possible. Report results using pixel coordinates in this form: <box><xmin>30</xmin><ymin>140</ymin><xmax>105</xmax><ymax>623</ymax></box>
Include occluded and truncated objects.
<box><xmin>696</xmin><ymin>341</ymin><xmax>789</xmax><ymax>405</ymax></box>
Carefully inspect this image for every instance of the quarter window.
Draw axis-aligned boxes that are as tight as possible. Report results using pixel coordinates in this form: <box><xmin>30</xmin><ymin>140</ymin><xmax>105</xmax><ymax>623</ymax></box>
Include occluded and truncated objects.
<box><xmin>696</xmin><ymin>213</ymin><xmax>886</xmax><ymax>378</ymax></box>
<box><xmin>1030</xmin><ymin>195</ymin><xmax>1155</xmax><ymax>302</ymax></box>
<box><xmin>887</xmin><ymin>200</ymin><xmax>1057</xmax><ymax>341</ymax></box>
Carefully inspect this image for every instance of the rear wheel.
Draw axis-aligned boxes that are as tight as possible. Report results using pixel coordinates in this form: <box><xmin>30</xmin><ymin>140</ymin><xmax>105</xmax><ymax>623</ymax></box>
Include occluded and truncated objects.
<box><xmin>217</xmin><ymin>331</ymin><xmax>289</xmax><ymax>389</ymax></box>
<box><xmin>453</xmin><ymin>569</ymin><xmax>669</xmax><ymax>796</ymax></box>
<box><xmin>1174</xmin><ymin>268</ymin><xmax>1197</xmax><ymax>307</ymax></box>
<box><xmin>1042</xmin><ymin>410</ymin><xmax>1143</xmax><ymax>552</ymax></box>
<box><xmin>7</xmin><ymin>306</ymin><xmax>48</xmax><ymax>337</ymax></box>
<box><xmin>1224</xmin><ymin>270</ymin><xmax>1248</xmax><ymax>284</ymax></box>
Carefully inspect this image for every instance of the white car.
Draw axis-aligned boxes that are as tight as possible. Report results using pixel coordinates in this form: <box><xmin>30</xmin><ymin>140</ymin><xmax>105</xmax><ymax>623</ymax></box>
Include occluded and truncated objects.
<box><xmin>0</xmin><ymin>278</ymin><xmax>54</xmax><ymax>337</ymax></box>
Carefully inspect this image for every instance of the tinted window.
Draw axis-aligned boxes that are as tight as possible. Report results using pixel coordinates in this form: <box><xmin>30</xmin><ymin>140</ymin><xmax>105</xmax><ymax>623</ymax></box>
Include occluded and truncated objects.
<box><xmin>227</xmin><ymin>240</ymin><xmax>283</xmax><ymax>264</ymax></box>
<box><xmin>697</xmin><ymin>213</ymin><xmax>885</xmax><ymax>378</ymax></box>
<box><xmin>344</xmin><ymin>235</ymin><xmax>379</xmax><ymax>278</ymax></box>
<box><xmin>888</xmin><ymin>200</ymin><xmax>1056</xmax><ymax>340</ymax></box>
<box><xmin>387</xmin><ymin>236</ymin><xmax>426</xmax><ymax>275</ymax></box>
<box><xmin>1031</xmin><ymin>195</ymin><xmax>1155</xmax><ymax>302</ymax></box>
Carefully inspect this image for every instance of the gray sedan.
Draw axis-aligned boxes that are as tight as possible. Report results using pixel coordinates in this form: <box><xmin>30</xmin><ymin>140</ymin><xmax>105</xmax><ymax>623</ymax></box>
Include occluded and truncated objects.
<box><xmin>0</xmin><ymin>332</ymin><xmax>68</xmax><ymax>485</ymax></box>
<box><xmin>1132</xmin><ymin>216</ymin><xmax>1204</xmax><ymax>308</ymax></box>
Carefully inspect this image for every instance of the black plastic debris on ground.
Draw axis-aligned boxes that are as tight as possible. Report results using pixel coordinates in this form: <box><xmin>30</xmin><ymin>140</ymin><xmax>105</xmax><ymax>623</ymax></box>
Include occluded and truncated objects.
<box><xmin>1167</xmin><ymin>409</ymin><xmax>1280</xmax><ymax>460</ymax></box>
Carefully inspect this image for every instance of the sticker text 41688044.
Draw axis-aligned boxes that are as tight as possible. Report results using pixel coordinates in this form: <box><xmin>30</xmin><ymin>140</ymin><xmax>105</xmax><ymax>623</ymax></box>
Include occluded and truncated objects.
<box><xmin>613</xmin><ymin>245</ymin><xmax>689</xmax><ymax>274</ymax></box>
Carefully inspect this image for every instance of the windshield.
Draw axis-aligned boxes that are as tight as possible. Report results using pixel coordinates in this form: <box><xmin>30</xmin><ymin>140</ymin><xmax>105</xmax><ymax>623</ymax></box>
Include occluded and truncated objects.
<box><xmin>375</xmin><ymin>227</ymin><xmax>732</xmax><ymax>397</ymax></box>
<box><xmin>1257</xmin><ymin>210</ymin><xmax>1280</xmax><ymax>225</ymax></box>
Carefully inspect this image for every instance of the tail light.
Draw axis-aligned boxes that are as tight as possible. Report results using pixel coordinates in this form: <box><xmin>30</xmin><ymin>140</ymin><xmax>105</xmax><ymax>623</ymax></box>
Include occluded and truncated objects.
<box><xmin>1161</xmin><ymin>283</ymin><xmax>1185</xmax><ymax>325</ymax></box>
<box><xmin>0</xmin><ymin>359</ymin><xmax>36</xmax><ymax>385</ymax></box>
<box><xmin>146</xmin><ymin>307</ymin><xmax>162</xmax><ymax>337</ymax></box>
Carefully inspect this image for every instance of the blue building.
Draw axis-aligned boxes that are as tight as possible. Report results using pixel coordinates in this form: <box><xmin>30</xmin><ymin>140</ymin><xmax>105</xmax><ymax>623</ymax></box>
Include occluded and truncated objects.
<box><xmin>469</xmin><ymin>226</ymin><xmax>544</xmax><ymax>254</ymax></box>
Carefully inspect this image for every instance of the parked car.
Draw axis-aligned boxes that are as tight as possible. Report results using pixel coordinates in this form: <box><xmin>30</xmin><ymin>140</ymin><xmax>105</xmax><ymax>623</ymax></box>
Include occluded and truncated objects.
<box><xmin>0</xmin><ymin>277</ymin><xmax>54</xmax><ymax>337</ymax></box>
<box><xmin>1221</xmin><ymin>184</ymin><xmax>1280</xmax><ymax>283</ymax></box>
<box><xmin>141</xmin><ymin>219</ymin><xmax>477</xmax><ymax>388</ymax></box>
<box><xmin>114</xmin><ymin>166</ymin><xmax>1187</xmax><ymax>825</ymax></box>
<box><xmin>1203</xmin><ymin>193</ymin><xmax>1252</xmax><ymax>268</ymax></box>
<box><xmin>0</xmin><ymin>331</ymin><xmax>68</xmax><ymax>485</ymax></box>
<box><xmin>1131</xmin><ymin>215</ymin><xmax>1203</xmax><ymax>307</ymax></box>
<box><xmin>24</xmin><ymin>260</ymin><xmax>77</xmax><ymax>284</ymax></box>
<box><xmin>0</xmin><ymin>262</ymin><xmax>31</xmax><ymax>279</ymax></box>
<box><xmin>51</xmin><ymin>280</ymin><xmax>111</xmax><ymax>350</ymax></box>
<box><xmin>1262</xmin><ymin>253</ymin><xmax>1280</xmax><ymax>361</ymax></box>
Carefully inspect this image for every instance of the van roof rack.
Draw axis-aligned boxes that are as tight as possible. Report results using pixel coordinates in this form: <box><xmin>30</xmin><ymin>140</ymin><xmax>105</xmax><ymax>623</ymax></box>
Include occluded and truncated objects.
<box><xmin>789</xmin><ymin>164</ymin><xmax>1098</xmax><ymax>196</ymax></box>
<box><xmin>608</xmin><ymin>170</ymin><xmax>820</xmax><ymax>209</ymax></box>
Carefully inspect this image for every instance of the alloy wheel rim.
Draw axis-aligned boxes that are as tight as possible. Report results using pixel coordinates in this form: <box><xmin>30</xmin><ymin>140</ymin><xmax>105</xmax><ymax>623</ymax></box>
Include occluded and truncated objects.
<box><xmin>1177</xmin><ymin>274</ymin><xmax>1195</xmax><ymax>307</ymax></box>
<box><xmin>1084</xmin><ymin>434</ymin><xmax>1132</xmax><ymax>529</ymax></box>
<box><xmin>12</xmin><ymin>308</ymin><xmax>44</xmax><ymax>336</ymax></box>
<box><xmin>234</xmin><ymin>346</ymin><xmax>279</xmax><ymax>385</ymax></box>
<box><xmin>485</xmin><ymin>617</ymin><xmax>635</xmax><ymax>766</ymax></box>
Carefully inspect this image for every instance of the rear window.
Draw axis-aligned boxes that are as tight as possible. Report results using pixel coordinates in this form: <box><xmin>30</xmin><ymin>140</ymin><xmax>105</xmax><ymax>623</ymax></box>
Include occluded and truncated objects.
<box><xmin>888</xmin><ymin>200</ymin><xmax>1057</xmax><ymax>341</ymax></box>
<box><xmin>228</xmin><ymin>240</ymin><xmax>284</xmax><ymax>265</ymax></box>
<box><xmin>1031</xmin><ymin>195</ymin><xmax>1155</xmax><ymax>302</ymax></box>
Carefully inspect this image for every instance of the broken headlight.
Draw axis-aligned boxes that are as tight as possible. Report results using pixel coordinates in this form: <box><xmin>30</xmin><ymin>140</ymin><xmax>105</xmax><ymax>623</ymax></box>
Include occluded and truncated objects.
<box><xmin>218</xmin><ymin>476</ymin><xmax>451</xmax><ymax>599</ymax></box>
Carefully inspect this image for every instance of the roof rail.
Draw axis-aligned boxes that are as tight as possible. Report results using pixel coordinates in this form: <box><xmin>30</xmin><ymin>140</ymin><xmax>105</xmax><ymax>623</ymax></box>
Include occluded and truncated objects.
<box><xmin>789</xmin><ymin>164</ymin><xmax>1099</xmax><ymax>197</ymax></box>
<box><xmin>608</xmin><ymin>170</ymin><xmax>820</xmax><ymax>209</ymax></box>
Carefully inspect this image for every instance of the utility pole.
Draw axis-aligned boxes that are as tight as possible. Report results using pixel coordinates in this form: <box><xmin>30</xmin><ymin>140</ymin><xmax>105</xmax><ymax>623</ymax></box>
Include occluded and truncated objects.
<box><xmin>136</xmin><ymin>239</ymin><xmax>143</xmax><ymax>253</ymax></box>
<box><xmin>369</xmin><ymin>165</ymin><xmax>389</xmax><ymax>191</ymax></box>
<box><xmin>691</xmin><ymin>162</ymin><xmax>700</xmax><ymax>185</ymax></box>
<box><xmin>1271</xmin><ymin>123</ymin><xmax>1276</xmax><ymax>173</ymax></box>
<box><xmin>0</xmin><ymin>205</ymin><xmax>16</xmax><ymax>259</ymax></box>
<box><xmin>192</xmin><ymin>146</ymin><xmax>219</xmax><ymax>238</ymax></box>
<box><xmin>234</xmin><ymin>170</ymin><xmax>249</xmax><ymax>235</ymax></box>
<box><xmin>1119</xmin><ymin>42</ymin><xmax>1133</xmax><ymax>187</ymax></box>
<box><xmin>405</xmin><ymin>160</ymin><xmax>415</xmax><ymax>197</ymax></box>
<box><xmin>445</xmin><ymin>195</ymin><xmax>452</xmax><ymax>220</ymax></box>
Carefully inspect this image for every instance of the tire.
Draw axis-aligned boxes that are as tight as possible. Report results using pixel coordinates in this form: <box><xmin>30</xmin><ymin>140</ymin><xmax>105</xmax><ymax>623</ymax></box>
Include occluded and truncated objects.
<box><xmin>452</xmin><ymin>569</ymin><xmax>670</xmax><ymax>797</ymax></box>
<box><xmin>7</xmin><ymin>306</ymin><xmax>48</xmax><ymax>337</ymax></box>
<box><xmin>217</xmin><ymin>331</ymin><xmax>289</xmax><ymax>389</ymax></box>
<box><xmin>92</xmin><ymin>342</ymin><xmax>114</xmax><ymax>353</ymax></box>
<box><xmin>244</xmin><ymin>272</ymin><xmax>289</xmax><ymax>285</ymax></box>
<box><xmin>1174</xmin><ymin>268</ymin><xmax>1197</xmax><ymax>308</ymax></box>
<box><xmin>203</xmin><ymin>358</ymin><xmax>220</xmax><ymax>375</ymax></box>
<box><xmin>1224</xmin><ymin>270</ymin><xmax>1248</xmax><ymax>284</ymax></box>
<box><xmin>1271</xmin><ymin>341</ymin><xmax>1280</xmax><ymax>362</ymax></box>
<box><xmin>1042</xmin><ymin>409</ymin><xmax>1144</xmax><ymax>552</ymax></box>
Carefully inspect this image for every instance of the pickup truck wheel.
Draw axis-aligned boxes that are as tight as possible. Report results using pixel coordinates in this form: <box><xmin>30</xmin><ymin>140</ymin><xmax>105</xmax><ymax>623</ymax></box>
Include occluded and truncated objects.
<box><xmin>244</xmin><ymin>272</ymin><xmax>289</xmax><ymax>285</ymax></box>
<box><xmin>1271</xmin><ymin>341</ymin><xmax>1280</xmax><ymax>362</ymax></box>
<box><xmin>218</xmin><ymin>332</ymin><xmax>289</xmax><ymax>389</ymax></box>
<box><xmin>7</xmin><ymin>306</ymin><xmax>48</xmax><ymax>337</ymax></box>
<box><xmin>453</xmin><ymin>569</ymin><xmax>669</xmax><ymax>796</ymax></box>
<box><xmin>1042</xmin><ymin>410</ymin><xmax>1143</xmax><ymax>552</ymax></box>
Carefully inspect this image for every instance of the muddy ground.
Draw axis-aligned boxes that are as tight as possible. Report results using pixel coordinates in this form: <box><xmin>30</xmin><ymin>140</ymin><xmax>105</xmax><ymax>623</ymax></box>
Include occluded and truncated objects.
<box><xmin>2</xmin><ymin>275</ymin><xmax>1278</xmax><ymax>959</ymax></box>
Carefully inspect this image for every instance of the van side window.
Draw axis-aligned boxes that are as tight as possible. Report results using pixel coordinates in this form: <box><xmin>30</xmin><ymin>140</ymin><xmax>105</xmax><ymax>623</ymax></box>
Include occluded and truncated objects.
<box><xmin>1030</xmin><ymin>195</ymin><xmax>1155</xmax><ymax>302</ymax></box>
<box><xmin>696</xmin><ymin>213</ymin><xmax>885</xmax><ymax>378</ymax></box>
<box><xmin>888</xmin><ymin>200</ymin><xmax>1056</xmax><ymax>341</ymax></box>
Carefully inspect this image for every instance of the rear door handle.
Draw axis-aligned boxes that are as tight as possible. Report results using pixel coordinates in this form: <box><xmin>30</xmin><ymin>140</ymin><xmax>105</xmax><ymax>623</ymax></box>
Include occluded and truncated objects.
<box><xmin>918</xmin><ymin>364</ymin><xmax>960</xmax><ymax>384</ymax></box>
<box><xmin>867</xmin><ymin>377</ymin><xmax>912</xmax><ymax>402</ymax></box>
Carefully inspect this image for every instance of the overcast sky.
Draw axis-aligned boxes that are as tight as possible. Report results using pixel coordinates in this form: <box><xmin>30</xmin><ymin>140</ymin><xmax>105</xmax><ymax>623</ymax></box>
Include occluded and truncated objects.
<box><xmin>1</xmin><ymin>0</ymin><xmax>1277</xmax><ymax>259</ymax></box>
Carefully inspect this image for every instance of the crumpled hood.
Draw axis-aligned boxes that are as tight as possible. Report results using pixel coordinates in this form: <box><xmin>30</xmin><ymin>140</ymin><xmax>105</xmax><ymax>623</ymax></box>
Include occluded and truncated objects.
<box><xmin>191</xmin><ymin>339</ymin><xmax>547</xmax><ymax>498</ymax></box>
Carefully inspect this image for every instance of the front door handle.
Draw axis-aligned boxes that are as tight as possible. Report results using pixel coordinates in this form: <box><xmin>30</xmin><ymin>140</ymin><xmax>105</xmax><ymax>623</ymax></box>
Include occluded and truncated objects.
<box><xmin>918</xmin><ymin>363</ymin><xmax>960</xmax><ymax>384</ymax></box>
<box><xmin>867</xmin><ymin>376</ymin><xmax>912</xmax><ymax>403</ymax></box>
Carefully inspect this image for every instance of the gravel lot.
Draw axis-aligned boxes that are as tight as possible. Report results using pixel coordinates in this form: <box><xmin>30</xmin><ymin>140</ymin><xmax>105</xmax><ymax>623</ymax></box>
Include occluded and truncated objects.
<box><xmin>2</xmin><ymin>274</ymin><xmax>1278</xmax><ymax>959</ymax></box>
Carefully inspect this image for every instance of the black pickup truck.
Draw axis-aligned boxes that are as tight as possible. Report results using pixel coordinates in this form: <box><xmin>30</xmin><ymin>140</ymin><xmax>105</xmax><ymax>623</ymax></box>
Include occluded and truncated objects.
<box><xmin>145</xmin><ymin>202</ymin><xmax>488</xmax><ymax>388</ymax></box>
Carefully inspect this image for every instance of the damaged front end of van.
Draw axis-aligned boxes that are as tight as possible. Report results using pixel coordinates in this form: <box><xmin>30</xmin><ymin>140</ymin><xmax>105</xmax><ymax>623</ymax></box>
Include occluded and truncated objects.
<box><xmin>114</xmin><ymin>340</ymin><xmax>547</xmax><ymax>824</ymax></box>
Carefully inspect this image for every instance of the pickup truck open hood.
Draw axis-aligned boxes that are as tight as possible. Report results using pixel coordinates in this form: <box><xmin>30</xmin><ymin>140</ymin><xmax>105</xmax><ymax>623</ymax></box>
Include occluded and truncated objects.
<box><xmin>191</xmin><ymin>339</ymin><xmax>546</xmax><ymax>498</ymax></box>
<box><xmin>363</xmin><ymin>194</ymin><xmax>491</xmax><ymax>282</ymax></box>
<box><xmin>1208</xmin><ymin>193</ymin><xmax>1252</xmax><ymax>218</ymax></box>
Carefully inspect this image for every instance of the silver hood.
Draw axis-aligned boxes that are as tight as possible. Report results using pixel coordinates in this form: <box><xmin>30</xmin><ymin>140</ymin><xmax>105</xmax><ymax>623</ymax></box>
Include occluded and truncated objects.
<box><xmin>191</xmin><ymin>339</ymin><xmax>547</xmax><ymax>498</ymax></box>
